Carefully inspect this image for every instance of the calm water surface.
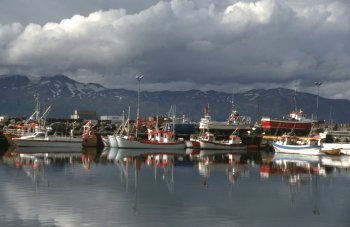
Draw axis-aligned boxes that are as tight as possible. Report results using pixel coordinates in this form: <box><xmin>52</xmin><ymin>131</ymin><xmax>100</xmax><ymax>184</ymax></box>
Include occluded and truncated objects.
<box><xmin>0</xmin><ymin>146</ymin><xmax>350</xmax><ymax>227</ymax></box>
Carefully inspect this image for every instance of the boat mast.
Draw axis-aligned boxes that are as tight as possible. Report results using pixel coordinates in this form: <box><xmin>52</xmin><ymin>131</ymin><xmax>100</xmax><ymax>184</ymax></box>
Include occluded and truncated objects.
<box><xmin>231</xmin><ymin>91</ymin><xmax>235</xmax><ymax>112</ymax></box>
<box><xmin>329</xmin><ymin>105</ymin><xmax>333</xmax><ymax>131</ymax></box>
<box><xmin>34</xmin><ymin>94</ymin><xmax>40</xmax><ymax>123</ymax></box>
<box><xmin>127</xmin><ymin>106</ymin><xmax>131</xmax><ymax>136</ymax></box>
<box><xmin>293</xmin><ymin>87</ymin><xmax>298</xmax><ymax>112</ymax></box>
<box><xmin>172</xmin><ymin>105</ymin><xmax>176</xmax><ymax>135</ymax></box>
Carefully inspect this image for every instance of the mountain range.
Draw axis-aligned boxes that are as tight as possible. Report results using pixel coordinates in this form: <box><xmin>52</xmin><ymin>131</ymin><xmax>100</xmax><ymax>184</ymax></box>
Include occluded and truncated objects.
<box><xmin>0</xmin><ymin>74</ymin><xmax>349</xmax><ymax>123</ymax></box>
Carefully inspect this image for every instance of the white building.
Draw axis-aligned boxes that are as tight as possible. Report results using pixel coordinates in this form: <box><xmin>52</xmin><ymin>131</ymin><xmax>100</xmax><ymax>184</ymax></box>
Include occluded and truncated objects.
<box><xmin>70</xmin><ymin>110</ymin><xmax>97</xmax><ymax>120</ymax></box>
<box><xmin>100</xmin><ymin>115</ymin><xmax>124</xmax><ymax>125</ymax></box>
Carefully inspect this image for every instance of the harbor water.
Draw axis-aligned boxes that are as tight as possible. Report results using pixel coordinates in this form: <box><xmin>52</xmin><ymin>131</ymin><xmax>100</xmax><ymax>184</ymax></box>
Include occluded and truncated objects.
<box><xmin>0</xmin><ymin>146</ymin><xmax>350</xmax><ymax>226</ymax></box>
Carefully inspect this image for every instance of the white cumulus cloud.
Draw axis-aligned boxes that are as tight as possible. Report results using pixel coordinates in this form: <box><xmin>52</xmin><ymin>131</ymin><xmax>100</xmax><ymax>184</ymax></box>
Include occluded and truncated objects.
<box><xmin>0</xmin><ymin>0</ymin><xmax>349</xmax><ymax>99</ymax></box>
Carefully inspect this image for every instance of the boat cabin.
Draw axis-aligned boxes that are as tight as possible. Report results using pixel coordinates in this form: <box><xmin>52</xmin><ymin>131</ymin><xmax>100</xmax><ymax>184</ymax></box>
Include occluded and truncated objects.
<box><xmin>288</xmin><ymin>110</ymin><xmax>308</xmax><ymax>121</ymax></box>
<box><xmin>228</xmin><ymin>134</ymin><xmax>242</xmax><ymax>145</ymax></box>
<box><xmin>202</xmin><ymin>132</ymin><xmax>215</xmax><ymax>142</ymax></box>
<box><xmin>147</xmin><ymin>128</ymin><xmax>175</xmax><ymax>143</ymax></box>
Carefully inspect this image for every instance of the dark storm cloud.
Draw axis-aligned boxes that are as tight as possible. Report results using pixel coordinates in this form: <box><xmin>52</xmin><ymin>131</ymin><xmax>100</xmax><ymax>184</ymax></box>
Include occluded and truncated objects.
<box><xmin>0</xmin><ymin>0</ymin><xmax>349</xmax><ymax>98</ymax></box>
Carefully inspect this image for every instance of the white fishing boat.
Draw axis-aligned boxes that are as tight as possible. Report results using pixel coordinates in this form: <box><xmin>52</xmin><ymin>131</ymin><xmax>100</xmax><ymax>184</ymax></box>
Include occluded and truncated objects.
<box><xmin>272</xmin><ymin>135</ymin><xmax>321</xmax><ymax>155</ymax></box>
<box><xmin>117</xmin><ymin>107</ymin><xmax>185</xmax><ymax>149</ymax></box>
<box><xmin>199</xmin><ymin>132</ymin><xmax>246</xmax><ymax>150</ymax></box>
<box><xmin>3</xmin><ymin>95</ymin><xmax>52</xmax><ymax>145</ymax></box>
<box><xmin>12</xmin><ymin>131</ymin><xmax>82</xmax><ymax>148</ymax></box>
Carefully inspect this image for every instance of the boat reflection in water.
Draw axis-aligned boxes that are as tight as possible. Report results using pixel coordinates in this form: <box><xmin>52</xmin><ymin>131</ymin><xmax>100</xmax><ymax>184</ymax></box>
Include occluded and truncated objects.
<box><xmin>13</xmin><ymin>146</ymin><xmax>83</xmax><ymax>154</ymax></box>
<box><xmin>260</xmin><ymin>152</ymin><xmax>350</xmax><ymax>215</ymax></box>
<box><xmin>81</xmin><ymin>148</ymin><xmax>97</xmax><ymax>171</ymax></box>
<box><xmin>2</xmin><ymin>145</ymin><xmax>350</xmax><ymax>226</ymax></box>
<box><xmin>7</xmin><ymin>146</ymin><xmax>98</xmax><ymax>172</ymax></box>
<box><xmin>261</xmin><ymin>152</ymin><xmax>350</xmax><ymax>179</ymax></box>
<box><xmin>321</xmin><ymin>155</ymin><xmax>350</xmax><ymax>169</ymax></box>
<box><xmin>260</xmin><ymin>153</ymin><xmax>321</xmax><ymax>180</ymax></box>
<box><xmin>115</xmin><ymin>148</ymin><xmax>187</xmax><ymax>213</ymax></box>
<box><xmin>115</xmin><ymin>148</ymin><xmax>186</xmax><ymax>189</ymax></box>
<box><xmin>3</xmin><ymin>146</ymin><xmax>85</xmax><ymax>187</ymax></box>
<box><xmin>195</xmin><ymin>149</ymin><xmax>250</xmax><ymax>186</ymax></box>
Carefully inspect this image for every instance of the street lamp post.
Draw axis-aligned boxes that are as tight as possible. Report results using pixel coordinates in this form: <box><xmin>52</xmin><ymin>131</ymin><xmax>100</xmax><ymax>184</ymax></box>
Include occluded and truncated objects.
<box><xmin>135</xmin><ymin>75</ymin><xmax>144</xmax><ymax>138</ymax></box>
<box><xmin>314</xmin><ymin>81</ymin><xmax>322</xmax><ymax>120</ymax></box>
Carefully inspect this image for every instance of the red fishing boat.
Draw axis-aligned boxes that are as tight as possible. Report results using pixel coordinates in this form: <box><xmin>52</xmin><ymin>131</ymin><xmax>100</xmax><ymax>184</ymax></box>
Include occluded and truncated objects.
<box><xmin>261</xmin><ymin>109</ymin><xmax>314</xmax><ymax>135</ymax></box>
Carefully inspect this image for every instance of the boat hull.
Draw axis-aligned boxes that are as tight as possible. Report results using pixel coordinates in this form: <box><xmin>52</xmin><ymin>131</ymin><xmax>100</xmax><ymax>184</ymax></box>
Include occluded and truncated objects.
<box><xmin>272</xmin><ymin>142</ymin><xmax>321</xmax><ymax>155</ymax></box>
<box><xmin>185</xmin><ymin>140</ymin><xmax>200</xmax><ymax>148</ymax></box>
<box><xmin>261</xmin><ymin>119</ymin><xmax>312</xmax><ymax>132</ymax></box>
<box><xmin>200</xmin><ymin>141</ymin><xmax>246</xmax><ymax>150</ymax></box>
<box><xmin>117</xmin><ymin>137</ymin><xmax>185</xmax><ymax>149</ymax></box>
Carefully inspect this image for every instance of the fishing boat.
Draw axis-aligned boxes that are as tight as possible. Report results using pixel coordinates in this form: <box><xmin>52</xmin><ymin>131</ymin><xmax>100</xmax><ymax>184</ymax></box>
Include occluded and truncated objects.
<box><xmin>322</xmin><ymin>148</ymin><xmax>341</xmax><ymax>155</ymax></box>
<box><xmin>199</xmin><ymin>104</ymin><xmax>252</xmax><ymax>133</ymax></box>
<box><xmin>272</xmin><ymin>135</ymin><xmax>321</xmax><ymax>155</ymax></box>
<box><xmin>198</xmin><ymin>100</ymin><xmax>263</xmax><ymax>149</ymax></box>
<box><xmin>117</xmin><ymin>105</ymin><xmax>185</xmax><ymax>149</ymax></box>
<box><xmin>82</xmin><ymin>121</ymin><xmax>97</xmax><ymax>147</ymax></box>
<box><xmin>3</xmin><ymin>95</ymin><xmax>52</xmax><ymax>145</ymax></box>
<box><xmin>117</xmin><ymin>128</ymin><xmax>186</xmax><ymax>149</ymax></box>
<box><xmin>261</xmin><ymin>88</ymin><xmax>315</xmax><ymax>136</ymax></box>
<box><xmin>199</xmin><ymin>132</ymin><xmax>247</xmax><ymax>150</ymax></box>
<box><xmin>319</xmin><ymin>130</ymin><xmax>350</xmax><ymax>155</ymax></box>
<box><xmin>12</xmin><ymin>131</ymin><xmax>82</xmax><ymax>148</ymax></box>
<box><xmin>261</xmin><ymin>109</ymin><xmax>314</xmax><ymax>136</ymax></box>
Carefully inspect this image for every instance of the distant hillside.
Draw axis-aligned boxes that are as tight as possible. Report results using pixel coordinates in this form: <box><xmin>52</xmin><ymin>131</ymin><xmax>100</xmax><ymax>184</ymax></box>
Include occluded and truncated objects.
<box><xmin>0</xmin><ymin>74</ymin><xmax>349</xmax><ymax>123</ymax></box>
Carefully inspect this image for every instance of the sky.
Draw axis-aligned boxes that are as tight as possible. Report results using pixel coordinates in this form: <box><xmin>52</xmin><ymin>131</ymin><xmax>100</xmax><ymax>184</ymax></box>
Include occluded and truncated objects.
<box><xmin>0</xmin><ymin>0</ymin><xmax>350</xmax><ymax>99</ymax></box>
